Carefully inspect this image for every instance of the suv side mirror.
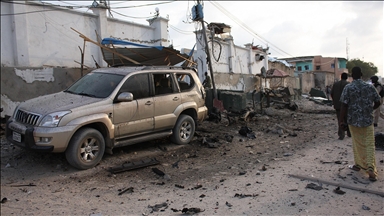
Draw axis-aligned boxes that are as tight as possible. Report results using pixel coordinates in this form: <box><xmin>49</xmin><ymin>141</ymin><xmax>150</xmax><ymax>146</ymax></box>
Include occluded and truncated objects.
<box><xmin>116</xmin><ymin>92</ymin><xmax>134</xmax><ymax>102</ymax></box>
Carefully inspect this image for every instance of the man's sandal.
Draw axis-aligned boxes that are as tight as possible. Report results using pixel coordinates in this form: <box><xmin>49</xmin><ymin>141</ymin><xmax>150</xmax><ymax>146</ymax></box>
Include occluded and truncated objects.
<box><xmin>348</xmin><ymin>165</ymin><xmax>361</xmax><ymax>171</ymax></box>
<box><xmin>367</xmin><ymin>170</ymin><xmax>378</xmax><ymax>182</ymax></box>
<box><xmin>369</xmin><ymin>176</ymin><xmax>378</xmax><ymax>182</ymax></box>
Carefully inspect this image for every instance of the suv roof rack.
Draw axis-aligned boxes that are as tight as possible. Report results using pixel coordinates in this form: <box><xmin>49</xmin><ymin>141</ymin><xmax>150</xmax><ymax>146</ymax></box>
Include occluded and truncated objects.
<box><xmin>142</xmin><ymin>65</ymin><xmax>196</xmax><ymax>71</ymax></box>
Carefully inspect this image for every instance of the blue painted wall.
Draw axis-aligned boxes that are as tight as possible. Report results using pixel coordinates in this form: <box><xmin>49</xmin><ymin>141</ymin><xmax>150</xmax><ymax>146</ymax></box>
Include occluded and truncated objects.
<box><xmin>295</xmin><ymin>61</ymin><xmax>313</xmax><ymax>72</ymax></box>
<box><xmin>338</xmin><ymin>59</ymin><xmax>347</xmax><ymax>68</ymax></box>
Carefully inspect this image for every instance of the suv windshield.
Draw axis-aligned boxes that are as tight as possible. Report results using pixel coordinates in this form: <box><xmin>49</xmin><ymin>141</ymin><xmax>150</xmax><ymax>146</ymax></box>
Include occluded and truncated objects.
<box><xmin>65</xmin><ymin>72</ymin><xmax>124</xmax><ymax>98</ymax></box>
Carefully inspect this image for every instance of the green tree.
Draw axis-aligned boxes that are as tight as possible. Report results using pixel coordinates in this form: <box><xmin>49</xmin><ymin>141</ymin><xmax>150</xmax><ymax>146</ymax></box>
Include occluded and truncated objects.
<box><xmin>346</xmin><ymin>58</ymin><xmax>378</xmax><ymax>80</ymax></box>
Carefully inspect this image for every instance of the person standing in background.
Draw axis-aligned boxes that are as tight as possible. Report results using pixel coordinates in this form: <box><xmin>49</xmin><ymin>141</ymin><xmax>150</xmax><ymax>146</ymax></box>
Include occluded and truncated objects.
<box><xmin>202</xmin><ymin>72</ymin><xmax>212</xmax><ymax>89</ymax></box>
<box><xmin>370</xmin><ymin>75</ymin><xmax>384</xmax><ymax>127</ymax></box>
<box><xmin>339</xmin><ymin>67</ymin><xmax>381</xmax><ymax>182</ymax></box>
<box><xmin>331</xmin><ymin>72</ymin><xmax>350</xmax><ymax>140</ymax></box>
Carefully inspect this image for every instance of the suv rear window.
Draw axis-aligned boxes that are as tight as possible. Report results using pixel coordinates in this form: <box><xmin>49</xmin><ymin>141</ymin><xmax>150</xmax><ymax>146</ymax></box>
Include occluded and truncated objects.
<box><xmin>176</xmin><ymin>73</ymin><xmax>194</xmax><ymax>92</ymax></box>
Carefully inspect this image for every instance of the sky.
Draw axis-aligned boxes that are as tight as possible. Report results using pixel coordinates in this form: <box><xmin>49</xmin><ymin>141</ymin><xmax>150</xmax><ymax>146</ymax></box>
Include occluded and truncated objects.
<box><xmin>44</xmin><ymin>1</ymin><xmax>384</xmax><ymax>77</ymax></box>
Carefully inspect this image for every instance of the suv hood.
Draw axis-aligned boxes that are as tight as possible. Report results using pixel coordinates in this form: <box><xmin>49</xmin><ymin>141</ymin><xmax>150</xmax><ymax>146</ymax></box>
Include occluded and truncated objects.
<box><xmin>18</xmin><ymin>91</ymin><xmax>105</xmax><ymax>115</ymax></box>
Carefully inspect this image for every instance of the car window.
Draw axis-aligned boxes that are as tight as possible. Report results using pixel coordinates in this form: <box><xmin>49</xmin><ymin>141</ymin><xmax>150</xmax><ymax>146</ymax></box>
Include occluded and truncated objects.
<box><xmin>65</xmin><ymin>72</ymin><xmax>124</xmax><ymax>98</ymax></box>
<box><xmin>153</xmin><ymin>73</ymin><xmax>174</xmax><ymax>95</ymax></box>
<box><xmin>176</xmin><ymin>73</ymin><xmax>194</xmax><ymax>92</ymax></box>
<box><xmin>119</xmin><ymin>73</ymin><xmax>150</xmax><ymax>100</ymax></box>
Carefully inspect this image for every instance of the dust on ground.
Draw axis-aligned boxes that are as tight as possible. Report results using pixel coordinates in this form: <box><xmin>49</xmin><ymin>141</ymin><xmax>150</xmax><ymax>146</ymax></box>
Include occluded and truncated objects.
<box><xmin>1</xmin><ymin>100</ymin><xmax>383</xmax><ymax>215</ymax></box>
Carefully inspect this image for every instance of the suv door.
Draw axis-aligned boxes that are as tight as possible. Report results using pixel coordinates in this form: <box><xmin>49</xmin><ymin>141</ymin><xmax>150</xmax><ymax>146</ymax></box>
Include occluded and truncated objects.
<box><xmin>113</xmin><ymin>73</ymin><xmax>154</xmax><ymax>137</ymax></box>
<box><xmin>152</xmin><ymin>72</ymin><xmax>181</xmax><ymax>131</ymax></box>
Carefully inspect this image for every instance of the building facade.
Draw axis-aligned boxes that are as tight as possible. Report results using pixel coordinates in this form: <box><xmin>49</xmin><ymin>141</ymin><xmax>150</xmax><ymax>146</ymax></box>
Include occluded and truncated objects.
<box><xmin>278</xmin><ymin>56</ymin><xmax>348</xmax><ymax>94</ymax></box>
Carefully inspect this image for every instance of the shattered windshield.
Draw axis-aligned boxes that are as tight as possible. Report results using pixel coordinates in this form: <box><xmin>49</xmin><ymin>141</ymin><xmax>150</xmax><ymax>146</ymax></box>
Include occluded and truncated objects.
<box><xmin>65</xmin><ymin>72</ymin><xmax>124</xmax><ymax>98</ymax></box>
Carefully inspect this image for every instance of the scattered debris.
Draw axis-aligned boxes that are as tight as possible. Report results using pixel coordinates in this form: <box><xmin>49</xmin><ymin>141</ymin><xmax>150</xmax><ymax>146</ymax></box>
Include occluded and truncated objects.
<box><xmin>199</xmin><ymin>194</ymin><xmax>206</xmax><ymax>198</ymax></box>
<box><xmin>266</xmin><ymin>124</ymin><xmax>297</xmax><ymax>137</ymax></box>
<box><xmin>202</xmin><ymin>137</ymin><xmax>221</xmax><ymax>148</ymax></box>
<box><xmin>225</xmin><ymin>201</ymin><xmax>232</xmax><ymax>207</ymax></box>
<box><xmin>152</xmin><ymin>168</ymin><xmax>165</xmax><ymax>177</ymax></box>
<box><xmin>10</xmin><ymin>183</ymin><xmax>36</xmax><ymax>187</ymax></box>
<box><xmin>172</xmin><ymin>160</ymin><xmax>180</xmax><ymax>168</ymax></box>
<box><xmin>261</xmin><ymin>165</ymin><xmax>267</xmax><ymax>171</ymax></box>
<box><xmin>333</xmin><ymin>187</ymin><xmax>345</xmax><ymax>195</ymax></box>
<box><xmin>207</xmin><ymin>107</ymin><xmax>221</xmax><ymax>123</ymax></box>
<box><xmin>109</xmin><ymin>158</ymin><xmax>159</xmax><ymax>174</ymax></box>
<box><xmin>1</xmin><ymin>197</ymin><xmax>7</xmax><ymax>204</ymax></box>
<box><xmin>224</xmin><ymin>134</ymin><xmax>234</xmax><ymax>142</ymax></box>
<box><xmin>305</xmin><ymin>183</ymin><xmax>323</xmax><ymax>191</ymax></box>
<box><xmin>238</xmin><ymin>126</ymin><xmax>256</xmax><ymax>139</ymax></box>
<box><xmin>182</xmin><ymin>207</ymin><xmax>204</xmax><ymax>214</ymax></box>
<box><xmin>351</xmin><ymin>176</ymin><xmax>369</xmax><ymax>185</ymax></box>
<box><xmin>188</xmin><ymin>184</ymin><xmax>203</xmax><ymax>190</ymax></box>
<box><xmin>118</xmin><ymin>187</ymin><xmax>133</xmax><ymax>196</ymax></box>
<box><xmin>234</xmin><ymin>193</ymin><xmax>259</xmax><ymax>198</ymax></box>
<box><xmin>148</xmin><ymin>202</ymin><xmax>168</xmax><ymax>212</ymax></box>
<box><xmin>362</xmin><ymin>205</ymin><xmax>371</xmax><ymax>211</ymax></box>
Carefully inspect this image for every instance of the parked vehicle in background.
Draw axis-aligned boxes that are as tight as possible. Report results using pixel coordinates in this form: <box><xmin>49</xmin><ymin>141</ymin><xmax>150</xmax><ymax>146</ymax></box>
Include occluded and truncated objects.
<box><xmin>6</xmin><ymin>66</ymin><xmax>208</xmax><ymax>169</ymax></box>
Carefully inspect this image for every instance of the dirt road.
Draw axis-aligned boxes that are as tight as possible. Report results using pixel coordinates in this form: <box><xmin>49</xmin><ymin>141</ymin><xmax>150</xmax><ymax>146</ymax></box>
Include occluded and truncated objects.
<box><xmin>1</xmin><ymin>100</ymin><xmax>383</xmax><ymax>215</ymax></box>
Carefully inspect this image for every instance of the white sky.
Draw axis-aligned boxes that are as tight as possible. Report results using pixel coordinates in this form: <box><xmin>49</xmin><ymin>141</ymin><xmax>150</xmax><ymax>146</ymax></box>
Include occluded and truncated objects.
<box><xmin>44</xmin><ymin>1</ymin><xmax>384</xmax><ymax>76</ymax></box>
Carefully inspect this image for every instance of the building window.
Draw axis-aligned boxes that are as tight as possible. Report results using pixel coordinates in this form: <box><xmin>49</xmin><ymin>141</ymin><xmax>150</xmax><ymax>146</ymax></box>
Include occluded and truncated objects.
<box><xmin>331</xmin><ymin>64</ymin><xmax>335</xmax><ymax>68</ymax></box>
<box><xmin>316</xmin><ymin>66</ymin><xmax>320</xmax><ymax>70</ymax></box>
<box><xmin>297</xmin><ymin>66</ymin><xmax>302</xmax><ymax>71</ymax></box>
<box><xmin>304</xmin><ymin>65</ymin><xmax>309</xmax><ymax>70</ymax></box>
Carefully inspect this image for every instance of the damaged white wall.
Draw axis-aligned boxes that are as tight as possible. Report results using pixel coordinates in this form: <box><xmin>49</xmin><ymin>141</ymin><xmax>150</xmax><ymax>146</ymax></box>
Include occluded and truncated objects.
<box><xmin>195</xmin><ymin>30</ymin><xmax>268</xmax><ymax>93</ymax></box>
<box><xmin>1</xmin><ymin>1</ymin><xmax>169</xmax><ymax>118</ymax></box>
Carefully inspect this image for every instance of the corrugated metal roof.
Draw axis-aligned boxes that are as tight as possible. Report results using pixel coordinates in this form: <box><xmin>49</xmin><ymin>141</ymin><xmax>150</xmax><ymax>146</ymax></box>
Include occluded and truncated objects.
<box><xmin>101</xmin><ymin>38</ymin><xmax>190</xmax><ymax>66</ymax></box>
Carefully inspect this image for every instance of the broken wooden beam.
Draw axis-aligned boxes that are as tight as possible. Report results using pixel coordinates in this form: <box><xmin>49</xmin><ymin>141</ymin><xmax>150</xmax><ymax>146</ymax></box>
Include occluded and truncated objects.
<box><xmin>289</xmin><ymin>174</ymin><xmax>384</xmax><ymax>197</ymax></box>
<box><xmin>109</xmin><ymin>158</ymin><xmax>160</xmax><ymax>174</ymax></box>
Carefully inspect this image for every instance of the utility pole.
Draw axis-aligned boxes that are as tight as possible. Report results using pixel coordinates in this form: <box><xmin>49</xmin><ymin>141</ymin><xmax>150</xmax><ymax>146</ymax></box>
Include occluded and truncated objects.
<box><xmin>196</xmin><ymin>0</ymin><xmax>217</xmax><ymax>99</ymax></box>
<box><xmin>346</xmin><ymin>38</ymin><xmax>349</xmax><ymax>60</ymax></box>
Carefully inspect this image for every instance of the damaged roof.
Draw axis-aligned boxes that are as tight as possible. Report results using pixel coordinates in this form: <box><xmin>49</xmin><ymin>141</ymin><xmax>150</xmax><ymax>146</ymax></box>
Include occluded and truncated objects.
<box><xmin>101</xmin><ymin>38</ymin><xmax>191</xmax><ymax>66</ymax></box>
<box><xmin>268</xmin><ymin>56</ymin><xmax>294</xmax><ymax>68</ymax></box>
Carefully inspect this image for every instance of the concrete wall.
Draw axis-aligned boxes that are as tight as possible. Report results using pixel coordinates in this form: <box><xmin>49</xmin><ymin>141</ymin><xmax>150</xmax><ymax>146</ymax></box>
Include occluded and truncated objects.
<box><xmin>1</xmin><ymin>67</ymin><xmax>89</xmax><ymax>117</ymax></box>
<box><xmin>267</xmin><ymin>58</ymin><xmax>297</xmax><ymax>89</ymax></box>
<box><xmin>300</xmin><ymin>72</ymin><xmax>315</xmax><ymax>94</ymax></box>
<box><xmin>195</xmin><ymin>32</ymin><xmax>268</xmax><ymax>93</ymax></box>
<box><xmin>1</xmin><ymin>1</ymin><xmax>169</xmax><ymax>117</ymax></box>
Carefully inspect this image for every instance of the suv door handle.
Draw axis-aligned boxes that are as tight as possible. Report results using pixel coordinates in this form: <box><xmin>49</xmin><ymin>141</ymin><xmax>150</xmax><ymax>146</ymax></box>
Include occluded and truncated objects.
<box><xmin>173</xmin><ymin>97</ymin><xmax>179</xmax><ymax>101</ymax></box>
<box><xmin>145</xmin><ymin>101</ymin><xmax>153</xmax><ymax>105</ymax></box>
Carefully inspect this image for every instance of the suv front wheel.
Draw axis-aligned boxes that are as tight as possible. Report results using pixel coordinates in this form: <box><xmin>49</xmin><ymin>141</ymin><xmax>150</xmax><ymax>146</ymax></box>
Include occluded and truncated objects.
<box><xmin>171</xmin><ymin>114</ymin><xmax>196</xmax><ymax>145</ymax></box>
<box><xmin>65</xmin><ymin>128</ymin><xmax>105</xmax><ymax>170</ymax></box>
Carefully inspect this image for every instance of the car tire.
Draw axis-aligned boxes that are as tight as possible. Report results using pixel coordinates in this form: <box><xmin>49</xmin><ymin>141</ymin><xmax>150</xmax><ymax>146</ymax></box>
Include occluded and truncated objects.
<box><xmin>171</xmin><ymin>114</ymin><xmax>196</xmax><ymax>145</ymax></box>
<box><xmin>65</xmin><ymin>128</ymin><xmax>105</xmax><ymax>170</ymax></box>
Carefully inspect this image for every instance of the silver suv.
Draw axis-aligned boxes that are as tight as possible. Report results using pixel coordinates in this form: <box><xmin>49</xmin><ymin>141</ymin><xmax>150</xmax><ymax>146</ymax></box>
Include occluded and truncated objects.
<box><xmin>6</xmin><ymin>66</ymin><xmax>208</xmax><ymax>169</ymax></box>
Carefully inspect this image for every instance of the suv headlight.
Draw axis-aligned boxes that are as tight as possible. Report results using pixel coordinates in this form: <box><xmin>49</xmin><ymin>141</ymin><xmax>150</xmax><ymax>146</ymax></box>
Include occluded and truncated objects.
<box><xmin>39</xmin><ymin>111</ymin><xmax>71</xmax><ymax>127</ymax></box>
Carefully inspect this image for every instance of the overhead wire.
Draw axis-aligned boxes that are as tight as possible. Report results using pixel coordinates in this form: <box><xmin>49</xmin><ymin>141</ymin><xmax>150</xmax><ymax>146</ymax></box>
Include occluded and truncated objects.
<box><xmin>208</xmin><ymin>1</ymin><xmax>294</xmax><ymax>58</ymax></box>
<box><xmin>110</xmin><ymin>1</ymin><xmax>176</xmax><ymax>9</ymax></box>
<box><xmin>1</xmin><ymin>1</ymin><xmax>89</xmax><ymax>16</ymax></box>
<box><xmin>109</xmin><ymin>9</ymin><xmax>155</xmax><ymax>19</ymax></box>
<box><xmin>169</xmin><ymin>25</ymin><xmax>194</xmax><ymax>35</ymax></box>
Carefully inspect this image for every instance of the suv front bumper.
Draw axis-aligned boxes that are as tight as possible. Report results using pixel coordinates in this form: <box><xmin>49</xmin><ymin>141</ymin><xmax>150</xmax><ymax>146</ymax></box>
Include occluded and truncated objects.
<box><xmin>6</xmin><ymin>119</ymin><xmax>76</xmax><ymax>153</ymax></box>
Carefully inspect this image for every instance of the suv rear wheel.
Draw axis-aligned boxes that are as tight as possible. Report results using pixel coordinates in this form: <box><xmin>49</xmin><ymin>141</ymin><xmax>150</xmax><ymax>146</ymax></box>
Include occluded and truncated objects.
<box><xmin>171</xmin><ymin>114</ymin><xmax>196</xmax><ymax>145</ymax></box>
<box><xmin>65</xmin><ymin>128</ymin><xmax>105</xmax><ymax>170</ymax></box>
